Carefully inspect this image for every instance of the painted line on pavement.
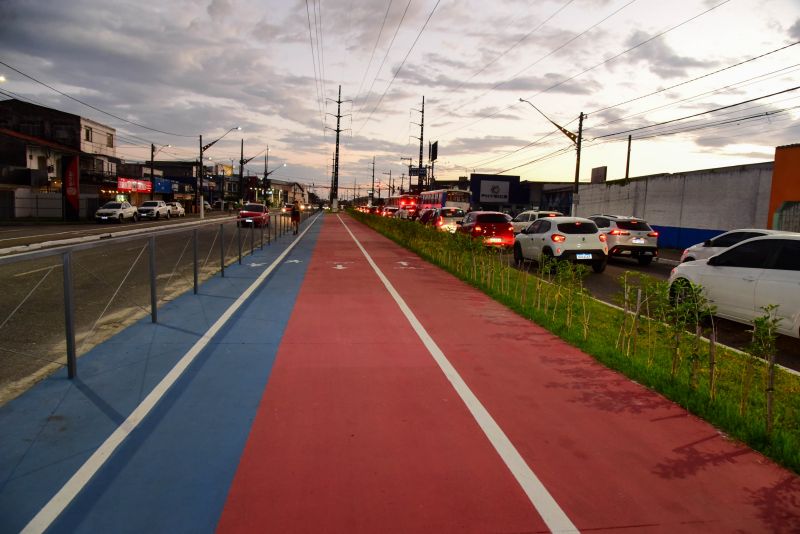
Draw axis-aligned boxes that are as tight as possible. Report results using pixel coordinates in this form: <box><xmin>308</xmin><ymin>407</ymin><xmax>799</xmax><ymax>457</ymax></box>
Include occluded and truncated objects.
<box><xmin>20</xmin><ymin>214</ymin><xmax>322</xmax><ymax>534</ymax></box>
<box><xmin>338</xmin><ymin>215</ymin><xmax>579</xmax><ymax>534</ymax></box>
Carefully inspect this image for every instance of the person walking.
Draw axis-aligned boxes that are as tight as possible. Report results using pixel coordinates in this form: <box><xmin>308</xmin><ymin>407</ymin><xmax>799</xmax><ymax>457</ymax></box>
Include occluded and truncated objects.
<box><xmin>290</xmin><ymin>201</ymin><xmax>300</xmax><ymax>235</ymax></box>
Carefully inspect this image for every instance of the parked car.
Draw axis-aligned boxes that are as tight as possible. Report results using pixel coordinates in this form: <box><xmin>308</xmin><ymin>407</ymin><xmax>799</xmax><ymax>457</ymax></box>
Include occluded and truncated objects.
<box><xmin>514</xmin><ymin>216</ymin><xmax>608</xmax><ymax>273</ymax></box>
<box><xmin>588</xmin><ymin>215</ymin><xmax>658</xmax><ymax>265</ymax></box>
<box><xmin>166</xmin><ymin>201</ymin><xmax>185</xmax><ymax>217</ymax></box>
<box><xmin>95</xmin><ymin>201</ymin><xmax>139</xmax><ymax>223</ymax></box>
<box><xmin>680</xmin><ymin>228</ymin><xmax>789</xmax><ymax>263</ymax></box>
<box><xmin>510</xmin><ymin>210</ymin><xmax>562</xmax><ymax>234</ymax></box>
<box><xmin>457</xmin><ymin>211</ymin><xmax>514</xmax><ymax>249</ymax></box>
<box><xmin>432</xmin><ymin>207</ymin><xmax>465</xmax><ymax>233</ymax></box>
<box><xmin>237</xmin><ymin>202</ymin><xmax>270</xmax><ymax>227</ymax></box>
<box><xmin>137</xmin><ymin>200</ymin><xmax>170</xmax><ymax>220</ymax></box>
<box><xmin>669</xmin><ymin>234</ymin><xmax>800</xmax><ymax>338</ymax></box>
<box><xmin>281</xmin><ymin>204</ymin><xmax>293</xmax><ymax>216</ymax></box>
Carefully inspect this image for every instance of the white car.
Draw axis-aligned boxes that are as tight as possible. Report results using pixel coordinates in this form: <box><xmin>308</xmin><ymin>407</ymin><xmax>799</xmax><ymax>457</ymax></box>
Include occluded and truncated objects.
<box><xmin>513</xmin><ymin>216</ymin><xmax>608</xmax><ymax>273</ymax></box>
<box><xmin>138</xmin><ymin>200</ymin><xmax>171</xmax><ymax>220</ymax></box>
<box><xmin>510</xmin><ymin>210</ymin><xmax>562</xmax><ymax>234</ymax></box>
<box><xmin>95</xmin><ymin>201</ymin><xmax>138</xmax><ymax>223</ymax></box>
<box><xmin>166</xmin><ymin>201</ymin><xmax>185</xmax><ymax>217</ymax></box>
<box><xmin>669</xmin><ymin>234</ymin><xmax>800</xmax><ymax>338</ymax></box>
<box><xmin>589</xmin><ymin>215</ymin><xmax>659</xmax><ymax>266</ymax></box>
<box><xmin>680</xmin><ymin>228</ymin><xmax>788</xmax><ymax>263</ymax></box>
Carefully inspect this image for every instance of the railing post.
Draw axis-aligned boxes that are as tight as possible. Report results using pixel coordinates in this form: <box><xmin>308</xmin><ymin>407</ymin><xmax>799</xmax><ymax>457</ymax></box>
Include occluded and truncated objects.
<box><xmin>149</xmin><ymin>235</ymin><xmax>157</xmax><ymax>323</ymax></box>
<box><xmin>193</xmin><ymin>228</ymin><xmax>198</xmax><ymax>294</ymax></box>
<box><xmin>62</xmin><ymin>251</ymin><xmax>77</xmax><ymax>379</ymax></box>
<box><xmin>220</xmin><ymin>224</ymin><xmax>225</xmax><ymax>277</ymax></box>
<box><xmin>260</xmin><ymin>222</ymin><xmax>264</xmax><ymax>250</ymax></box>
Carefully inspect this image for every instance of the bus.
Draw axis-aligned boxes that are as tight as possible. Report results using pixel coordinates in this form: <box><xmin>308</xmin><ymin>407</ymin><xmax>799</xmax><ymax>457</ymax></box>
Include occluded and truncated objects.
<box><xmin>419</xmin><ymin>189</ymin><xmax>471</xmax><ymax>211</ymax></box>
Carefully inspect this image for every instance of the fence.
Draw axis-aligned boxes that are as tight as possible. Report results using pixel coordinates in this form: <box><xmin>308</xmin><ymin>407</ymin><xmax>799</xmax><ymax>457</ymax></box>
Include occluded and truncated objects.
<box><xmin>0</xmin><ymin>209</ymin><xmax>312</xmax><ymax>404</ymax></box>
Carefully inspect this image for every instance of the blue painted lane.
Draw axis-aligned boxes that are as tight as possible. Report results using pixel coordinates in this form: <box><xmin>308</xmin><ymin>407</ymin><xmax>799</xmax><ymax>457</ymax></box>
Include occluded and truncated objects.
<box><xmin>0</xmin><ymin>216</ymin><xmax>322</xmax><ymax>534</ymax></box>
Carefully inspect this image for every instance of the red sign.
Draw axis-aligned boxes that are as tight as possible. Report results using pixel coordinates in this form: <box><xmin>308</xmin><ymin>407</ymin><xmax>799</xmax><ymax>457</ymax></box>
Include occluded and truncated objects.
<box><xmin>118</xmin><ymin>178</ymin><xmax>153</xmax><ymax>193</ymax></box>
<box><xmin>63</xmin><ymin>156</ymin><xmax>80</xmax><ymax>220</ymax></box>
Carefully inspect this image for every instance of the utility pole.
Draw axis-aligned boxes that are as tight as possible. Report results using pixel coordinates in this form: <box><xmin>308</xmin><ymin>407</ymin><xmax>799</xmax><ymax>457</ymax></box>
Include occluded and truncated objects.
<box><xmin>369</xmin><ymin>157</ymin><xmax>375</xmax><ymax>207</ymax></box>
<box><xmin>383</xmin><ymin>170</ymin><xmax>392</xmax><ymax>196</ymax></box>
<box><xmin>410</xmin><ymin>96</ymin><xmax>425</xmax><ymax>194</ymax></box>
<box><xmin>572</xmin><ymin>112</ymin><xmax>584</xmax><ymax>216</ymax></box>
<box><xmin>239</xmin><ymin>139</ymin><xmax>245</xmax><ymax>203</ymax></box>
<box><xmin>325</xmin><ymin>85</ymin><xmax>351</xmax><ymax>212</ymax></box>
<box><xmin>624</xmin><ymin>134</ymin><xmax>632</xmax><ymax>182</ymax></box>
<box><xmin>400</xmin><ymin>173</ymin><xmax>405</xmax><ymax>194</ymax></box>
<box><xmin>400</xmin><ymin>157</ymin><xmax>412</xmax><ymax>194</ymax></box>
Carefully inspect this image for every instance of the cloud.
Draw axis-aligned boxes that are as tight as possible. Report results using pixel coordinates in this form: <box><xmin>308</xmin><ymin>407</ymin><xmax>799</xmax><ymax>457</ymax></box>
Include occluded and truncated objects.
<box><xmin>207</xmin><ymin>0</ymin><xmax>234</xmax><ymax>21</ymax></box>
<box><xmin>790</xmin><ymin>19</ymin><xmax>800</xmax><ymax>39</ymax></box>
<box><xmin>621</xmin><ymin>30</ymin><xmax>717</xmax><ymax>78</ymax></box>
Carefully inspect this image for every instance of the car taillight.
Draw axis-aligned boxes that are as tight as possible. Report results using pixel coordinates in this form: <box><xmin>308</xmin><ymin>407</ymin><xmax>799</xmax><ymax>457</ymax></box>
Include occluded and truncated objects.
<box><xmin>551</xmin><ymin>233</ymin><xmax>566</xmax><ymax>243</ymax></box>
<box><xmin>648</xmin><ymin>231</ymin><xmax>659</xmax><ymax>237</ymax></box>
<box><xmin>508</xmin><ymin>225</ymin><xmax>514</xmax><ymax>232</ymax></box>
<box><xmin>436</xmin><ymin>218</ymin><xmax>443</xmax><ymax>226</ymax></box>
<box><xmin>474</xmin><ymin>225</ymin><xmax>482</xmax><ymax>233</ymax></box>
<box><xmin>599</xmin><ymin>234</ymin><xmax>607</xmax><ymax>242</ymax></box>
<box><xmin>609</xmin><ymin>229</ymin><xmax>630</xmax><ymax>236</ymax></box>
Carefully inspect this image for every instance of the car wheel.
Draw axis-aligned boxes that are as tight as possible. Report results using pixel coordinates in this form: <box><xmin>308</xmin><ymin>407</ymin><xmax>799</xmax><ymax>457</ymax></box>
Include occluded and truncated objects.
<box><xmin>118</xmin><ymin>215</ymin><xmax>124</xmax><ymax>223</ymax></box>
<box><xmin>134</xmin><ymin>213</ymin><xmax>139</xmax><ymax>222</ymax></box>
<box><xmin>513</xmin><ymin>243</ymin><xmax>524</xmax><ymax>266</ymax></box>
<box><xmin>166</xmin><ymin>211</ymin><xmax>171</xmax><ymax>219</ymax></box>
<box><xmin>592</xmin><ymin>260</ymin><xmax>607</xmax><ymax>273</ymax></box>
<box><xmin>637</xmin><ymin>255</ymin><xmax>653</xmax><ymax>266</ymax></box>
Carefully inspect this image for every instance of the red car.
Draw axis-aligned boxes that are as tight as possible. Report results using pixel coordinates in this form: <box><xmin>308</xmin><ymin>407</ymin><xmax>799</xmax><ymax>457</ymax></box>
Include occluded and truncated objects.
<box><xmin>237</xmin><ymin>202</ymin><xmax>270</xmax><ymax>227</ymax></box>
<box><xmin>457</xmin><ymin>211</ymin><xmax>514</xmax><ymax>248</ymax></box>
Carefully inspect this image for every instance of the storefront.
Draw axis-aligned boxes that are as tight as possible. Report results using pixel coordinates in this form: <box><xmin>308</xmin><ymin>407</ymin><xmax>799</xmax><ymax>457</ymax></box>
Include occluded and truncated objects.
<box><xmin>117</xmin><ymin>177</ymin><xmax>152</xmax><ymax>205</ymax></box>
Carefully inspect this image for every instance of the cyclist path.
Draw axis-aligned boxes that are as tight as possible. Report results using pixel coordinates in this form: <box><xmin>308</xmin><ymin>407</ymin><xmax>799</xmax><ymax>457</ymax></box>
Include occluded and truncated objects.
<box><xmin>2</xmin><ymin>213</ymin><xmax>798</xmax><ymax>533</ymax></box>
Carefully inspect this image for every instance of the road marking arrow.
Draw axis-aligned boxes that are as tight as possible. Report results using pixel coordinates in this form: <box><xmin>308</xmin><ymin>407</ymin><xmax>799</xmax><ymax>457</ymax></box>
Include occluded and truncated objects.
<box><xmin>247</xmin><ymin>262</ymin><xmax>266</xmax><ymax>267</ymax></box>
<box><xmin>285</xmin><ymin>259</ymin><xmax>302</xmax><ymax>264</ymax></box>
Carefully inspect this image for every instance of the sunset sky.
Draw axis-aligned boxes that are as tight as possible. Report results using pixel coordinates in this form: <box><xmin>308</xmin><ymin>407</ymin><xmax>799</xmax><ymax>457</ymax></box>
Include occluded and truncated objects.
<box><xmin>1</xmin><ymin>0</ymin><xmax>798</xmax><ymax>198</ymax></box>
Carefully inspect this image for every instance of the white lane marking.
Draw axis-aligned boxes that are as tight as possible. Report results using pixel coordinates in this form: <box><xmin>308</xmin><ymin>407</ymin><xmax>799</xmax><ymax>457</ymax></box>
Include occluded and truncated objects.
<box><xmin>337</xmin><ymin>215</ymin><xmax>579</xmax><ymax>534</ymax></box>
<box><xmin>20</xmin><ymin>213</ymin><xmax>322</xmax><ymax>534</ymax></box>
<box><xmin>285</xmin><ymin>259</ymin><xmax>302</xmax><ymax>264</ymax></box>
<box><xmin>333</xmin><ymin>264</ymin><xmax>347</xmax><ymax>270</ymax></box>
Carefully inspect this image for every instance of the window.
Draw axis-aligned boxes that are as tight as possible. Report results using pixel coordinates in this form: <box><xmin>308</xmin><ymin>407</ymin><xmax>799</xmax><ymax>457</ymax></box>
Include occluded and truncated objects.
<box><xmin>771</xmin><ymin>240</ymin><xmax>800</xmax><ymax>271</ymax></box>
<box><xmin>558</xmin><ymin>221</ymin><xmax>598</xmax><ymax>234</ymax></box>
<box><xmin>591</xmin><ymin>217</ymin><xmax>610</xmax><ymax>228</ymax></box>
<box><xmin>616</xmin><ymin>220</ymin><xmax>651</xmax><ymax>231</ymax></box>
<box><xmin>713</xmin><ymin>240</ymin><xmax>775</xmax><ymax>268</ymax></box>
<box><xmin>84</xmin><ymin>127</ymin><xmax>92</xmax><ymax>142</ymax></box>
<box><xmin>513</xmin><ymin>212</ymin><xmax>530</xmax><ymax>222</ymax></box>
<box><xmin>712</xmin><ymin>231</ymin><xmax>762</xmax><ymax>248</ymax></box>
<box><xmin>107</xmin><ymin>133</ymin><xmax>114</xmax><ymax>147</ymax></box>
<box><xmin>476</xmin><ymin>213</ymin><xmax>511</xmax><ymax>223</ymax></box>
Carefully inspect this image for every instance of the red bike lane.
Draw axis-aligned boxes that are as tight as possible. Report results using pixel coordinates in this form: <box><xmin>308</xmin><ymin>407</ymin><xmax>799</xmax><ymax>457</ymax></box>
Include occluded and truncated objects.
<box><xmin>219</xmin><ymin>214</ymin><xmax>800</xmax><ymax>533</ymax></box>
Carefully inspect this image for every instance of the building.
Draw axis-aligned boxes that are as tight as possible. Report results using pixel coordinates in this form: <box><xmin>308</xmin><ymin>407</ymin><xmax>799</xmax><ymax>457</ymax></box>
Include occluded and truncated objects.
<box><xmin>0</xmin><ymin>99</ymin><xmax>119</xmax><ymax>219</ymax></box>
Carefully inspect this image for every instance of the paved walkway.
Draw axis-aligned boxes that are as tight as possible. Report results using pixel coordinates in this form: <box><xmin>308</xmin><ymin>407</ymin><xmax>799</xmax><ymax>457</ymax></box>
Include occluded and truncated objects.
<box><xmin>1</xmin><ymin>213</ymin><xmax>798</xmax><ymax>533</ymax></box>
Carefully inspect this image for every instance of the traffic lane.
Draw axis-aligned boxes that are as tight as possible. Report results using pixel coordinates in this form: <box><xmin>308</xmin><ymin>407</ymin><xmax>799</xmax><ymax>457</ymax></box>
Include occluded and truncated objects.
<box><xmin>0</xmin><ymin>212</ymin><xmax>234</xmax><ymax>249</ymax></box>
<box><xmin>218</xmin><ymin>214</ymin><xmax>546</xmax><ymax>533</ymax></box>
<box><xmin>348</xmin><ymin>217</ymin><xmax>800</xmax><ymax>532</ymax></box>
<box><xmin>0</xmin><ymin>224</ymin><xmax>232</xmax><ymax>402</ymax></box>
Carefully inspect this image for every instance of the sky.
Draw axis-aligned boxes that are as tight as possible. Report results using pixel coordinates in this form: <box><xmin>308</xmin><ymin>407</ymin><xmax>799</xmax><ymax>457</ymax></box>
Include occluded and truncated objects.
<box><xmin>1</xmin><ymin>0</ymin><xmax>798</xmax><ymax>199</ymax></box>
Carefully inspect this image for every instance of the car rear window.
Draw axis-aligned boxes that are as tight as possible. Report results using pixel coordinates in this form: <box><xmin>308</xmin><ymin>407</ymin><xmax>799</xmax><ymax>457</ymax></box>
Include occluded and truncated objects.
<box><xmin>616</xmin><ymin>220</ymin><xmax>651</xmax><ymax>231</ymax></box>
<box><xmin>440</xmin><ymin>208</ymin><xmax>464</xmax><ymax>217</ymax></box>
<box><xmin>557</xmin><ymin>221</ymin><xmax>598</xmax><ymax>234</ymax></box>
<box><xmin>243</xmin><ymin>204</ymin><xmax>264</xmax><ymax>212</ymax></box>
<box><xmin>476</xmin><ymin>214</ymin><xmax>510</xmax><ymax>223</ymax></box>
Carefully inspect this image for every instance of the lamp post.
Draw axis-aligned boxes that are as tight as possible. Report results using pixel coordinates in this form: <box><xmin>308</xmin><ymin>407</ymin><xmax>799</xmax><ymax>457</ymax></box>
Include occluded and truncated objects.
<box><xmin>149</xmin><ymin>144</ymin><xmax>170</xmax><ymax>200</ymax></box>
<box><xmin>519</xmin><ymin>98</ymin><xmax>583</xmax><ymax>216</ymax></box>
<box><xmin>199</xmin><ymin>126</ymin><xmax>241</xmax><ymax>219</ymax></box>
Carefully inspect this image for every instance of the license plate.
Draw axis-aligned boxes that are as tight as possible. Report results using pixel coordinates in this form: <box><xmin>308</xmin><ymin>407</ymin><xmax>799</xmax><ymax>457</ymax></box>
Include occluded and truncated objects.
<box><xmin>246</xmin><ymin>218</ymin><xmax>253</xmax><ymax>223</ymax></box>
<box><xmin>488</xmin><ymin>237</ymin><xmax>501</xmax><ymax>243</ymax></box>
<box><xmin>576</xmin><ymin>253</ymin><xmax>592</xmax><ymax>260</ymax></box>
<box><xmin>101</xmin><ymin>216</ymin><xmax>107</xmax><ymax>220</ymax></box>
<box><xmin>632</xmin><ymin>237</ymin><xmax>645</xmax><ymax>244</ymax></box>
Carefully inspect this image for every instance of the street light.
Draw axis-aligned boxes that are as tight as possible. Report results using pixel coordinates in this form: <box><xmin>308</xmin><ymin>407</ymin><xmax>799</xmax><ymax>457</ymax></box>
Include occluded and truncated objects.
<box><xmin>519</xmin><ymin>98</ymin><xmax>583</xmax><ymax>216</ymax></box>
<box><xmin>199</xmin><ymin>126</ymin><xmax>241</xmax><ymax>218</ymax></box>
<box><xmin>149</xmin><ymin>143</ymin><xmax>170</xmax><ymax>200</ymax></box>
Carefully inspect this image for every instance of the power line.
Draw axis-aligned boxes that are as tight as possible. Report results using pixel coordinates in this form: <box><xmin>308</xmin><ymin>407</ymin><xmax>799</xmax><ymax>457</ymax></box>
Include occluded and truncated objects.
<box><xmin>305</xmin><ymin>0</ymin><xmax>325</xmax><ymax>131</ymax></box>
<box><xmin>354</xmin><ymin>0</ymin><xmax>412</xmax><ymax>118</ymax></box>
<box><xmin>0</xmin><ymin>58</ymin><xmax>195</xmax><ymax>137</ymax></box>
<box><xmin>593</xmin><ymin>85</ymin><xmax>800</xmax><ymax>140</ymax></box>
<box><xmin>356</xmin><ymin>0</ymin><xmax>441</xmax><ymax>135</ymax></box>
<box><xmin>353</xmin><ymin>0</ymin><xmax>394</xmax><ymax>109</ymax></box>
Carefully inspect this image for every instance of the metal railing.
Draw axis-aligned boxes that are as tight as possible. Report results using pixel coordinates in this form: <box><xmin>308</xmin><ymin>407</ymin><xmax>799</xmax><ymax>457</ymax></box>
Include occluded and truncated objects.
<box><xmin>0</xmin><ymin>209</ymin><xmax>312</xmax><ymax>401</ymax></box>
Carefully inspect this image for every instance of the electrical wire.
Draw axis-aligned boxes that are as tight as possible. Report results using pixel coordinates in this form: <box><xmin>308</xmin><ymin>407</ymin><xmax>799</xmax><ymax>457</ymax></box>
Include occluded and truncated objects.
<box><xmin>305</xmin><ymin>0</ymin><xmax>325</xmax><ymax>131</ymax></box>
<box><xmin>353</xmin><ymin>0</ymin><xmax>394</xmax><ymax>109</ymax></box>
<box><xmin>356</xmin><ymin>0</ymin><xmax>441</xmax><ymax>135</ymax></box>
<box><xmin>0</xmin><ymin>58</ymin><xmax>195</xmax><ymax>137</ymax></box>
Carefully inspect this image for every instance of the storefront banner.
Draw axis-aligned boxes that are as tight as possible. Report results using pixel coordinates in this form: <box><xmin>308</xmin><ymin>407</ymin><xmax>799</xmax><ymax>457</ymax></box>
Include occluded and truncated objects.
<box><xmin>479</xmin><ymin>180</ymin><xmax>510</xmax><ymax>203</ymax></box>
<box><xmin>118</xmin><ymin>177</ymin><xmax>153</xmax><ymax>193</ymax></box>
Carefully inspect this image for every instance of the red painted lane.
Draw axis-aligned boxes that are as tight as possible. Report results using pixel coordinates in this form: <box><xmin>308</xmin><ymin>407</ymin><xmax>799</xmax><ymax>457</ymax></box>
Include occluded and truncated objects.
<box><xmin>217</xmin><ymin>216</ymin><xmax>546</xmax><ymax>533</ymax></box>
<box><xmin>343</xmin><ymin>216</ymin><xmax>800</xmax><ymax>532</ymax></box>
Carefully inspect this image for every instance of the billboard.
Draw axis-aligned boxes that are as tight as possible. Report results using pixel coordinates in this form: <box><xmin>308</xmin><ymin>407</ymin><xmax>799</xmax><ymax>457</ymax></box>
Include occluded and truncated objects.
<box><xmin>479</xmin><ymin>180</ymin><xmax>510</xmax><ymax>203</ymax></box>
<box><xmin>118</xmin><ymin>178</ymin><xmax>153</xmax><ymax>193</ymax></box>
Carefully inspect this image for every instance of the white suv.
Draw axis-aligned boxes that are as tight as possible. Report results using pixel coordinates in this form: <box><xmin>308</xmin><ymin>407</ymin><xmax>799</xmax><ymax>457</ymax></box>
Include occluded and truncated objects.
<box><xmin>513</xmin><ymin>216</ymin><xmax>608</xmax><ymax>273</ymax></box>
<box><xmin>510</xmin><ymin>210</ymin><xmax>562</xmax><ymax>234</ymax></box>
<box><xmin>589</xmin><ymin>215</ymin><xmax>658</xmax><ymax>266</ymax></box>
<box><xmin>95</xmin><ymin>201</ymin><xmax>138</xmax><ymax>223</ymax></box>
<box><xmin>138</xmin><ymin>200</ymin><xmax>171</xmax><ymax>220</ymax></box>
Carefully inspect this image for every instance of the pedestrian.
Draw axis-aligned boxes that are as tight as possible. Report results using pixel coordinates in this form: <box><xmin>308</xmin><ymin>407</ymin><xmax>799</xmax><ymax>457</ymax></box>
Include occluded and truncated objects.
<box><xmin>291</xmin><ymin>201</ymin><xmax>300</xmax><ymax>234</ymax></box>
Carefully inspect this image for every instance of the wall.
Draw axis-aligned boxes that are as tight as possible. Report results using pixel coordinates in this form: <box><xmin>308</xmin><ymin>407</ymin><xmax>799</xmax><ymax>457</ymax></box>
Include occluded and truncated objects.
<box><xmin>768</xmin><ymin>144</ymin><xmax>800</xmax><ymax>229</ymax></box>
<box><xmin>576</xmin><ymin>162</ymin><xmax>773</xmax><ymax>249</ymax></box>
